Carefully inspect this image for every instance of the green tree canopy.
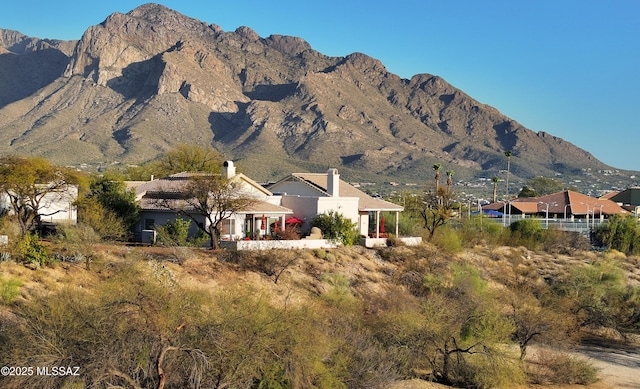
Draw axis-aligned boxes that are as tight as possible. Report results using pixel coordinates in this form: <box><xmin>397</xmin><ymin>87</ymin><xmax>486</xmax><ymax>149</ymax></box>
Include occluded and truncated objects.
<box><xmin>517</xmin><ymin>185</ymin><xmax>538</xmax><ymax>198</ymax></box>
<box><xmin>126</xmin><ymin>144</ymin><xmax>224</xmax><ymax>180</ymax></box>
<box><xmin>522</xmin><ymin>176</ymin><xmax>575</xmax><ymax>197</ymax></box>
<box><xmin>80</xmin><ymin>174</ymin><xmax>140</xmax><ymax>238</ymax></box>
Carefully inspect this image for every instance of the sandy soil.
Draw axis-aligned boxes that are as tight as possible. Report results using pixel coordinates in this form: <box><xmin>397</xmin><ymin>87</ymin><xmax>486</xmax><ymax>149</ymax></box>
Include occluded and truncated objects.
<box><xmin>386</xmin><ymin>340</ymin><xmax>640</xmax><ymax>389</ymax></box>
<box><xmin>576</xmin><ymin>337</ymin><xmax>640</xmax><ymax>389</ymax></box>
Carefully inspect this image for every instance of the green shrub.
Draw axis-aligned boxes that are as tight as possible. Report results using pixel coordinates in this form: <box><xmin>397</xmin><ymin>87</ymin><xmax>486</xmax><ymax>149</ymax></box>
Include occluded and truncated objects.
<box><xmin>432</xmin><ymin>226</ymin><xmax>462</xmax><ymax>253</ymax></box>
<box><xmin>458</xmin><ymin>216</ymin><xmax>508</xmax><ymax>247</ymax></box>
<box><xmin>509</xmin><ymin>218</ymin><xmax>544</xmax><ymax>249</ymax></box>
<box><xmin>528</xmin><ymin>351</ymin><xmax>599</xmax><ymax>385</ymax></box>
<box><xmin>14</xmin><ymin>233</ymin><xmax>49</xmax><ymax>266</ymax></box>
<box><xmin>54</xmin><ymin>223</ymin><xmax>101</xmax><ymax>246</ymax></box>
<box><xmin>313</xmin><ymin>248</ymin><xmax>327</xmax><ymax>259</ymax></box>
<box><xmin>77</xmin><ymin>197</ymin><xmax>129</xmax><ymax>241</ymax></box>
<box><xmin>592</xmin><ymin>214</ymin><xmax>640</xmax><ymax>254</ymax></box>
<box><xmin>156</xmin><ymin>218</ymin><xmax>191</xmax><ymax>246</ymax></box>
<box><xmin>321</xmin><ymin>273</ymin><xmax>356</xmax><ymax>307</ymax></box>
<box><xmin>311</xmin><ymin>211</ymin><xmax>358</xmax><ymax>246</ymax></box>
<box><xmin>467</xmin><ymin>350</ymin><xmax>526</xmax><ymax>388</ymax></box>
<box><xmin>0</xmin><ymin>276</ymin><xmax>22</xmax><ymax>304</ymax></box>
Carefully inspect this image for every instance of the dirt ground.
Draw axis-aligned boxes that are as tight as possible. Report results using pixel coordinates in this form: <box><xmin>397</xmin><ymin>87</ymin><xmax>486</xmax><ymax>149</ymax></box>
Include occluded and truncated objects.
<box><xmin>386</xmin><ymin>339</ymin><xmax>640</xmax><ymax>389</ymax></box>
<box><xmin>576</xmin><ymin>337</ymin><xmax>640</xmax><ymax>389</ymax></box>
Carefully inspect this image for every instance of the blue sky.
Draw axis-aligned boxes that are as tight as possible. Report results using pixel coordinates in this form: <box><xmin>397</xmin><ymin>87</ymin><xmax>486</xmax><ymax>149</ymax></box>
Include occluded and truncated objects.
<box><xmin>2</xmin><ymin>1</ymin><xmax>639</xmax><ymax>171</ymax></box>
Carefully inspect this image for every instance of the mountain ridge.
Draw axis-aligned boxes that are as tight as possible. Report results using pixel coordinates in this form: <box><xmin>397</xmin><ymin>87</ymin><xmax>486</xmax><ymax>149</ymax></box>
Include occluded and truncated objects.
<box><xmin>0</xmin><ymin>3</ymin><xmax>628</xmax><ymax>188</ymax></box>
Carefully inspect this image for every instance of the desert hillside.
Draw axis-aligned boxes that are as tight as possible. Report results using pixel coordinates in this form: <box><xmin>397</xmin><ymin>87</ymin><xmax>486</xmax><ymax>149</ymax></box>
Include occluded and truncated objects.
<box><xmin>1</xmin><ymin>241</ymin><xmax>638</xmax><ymax>388</ymax></box>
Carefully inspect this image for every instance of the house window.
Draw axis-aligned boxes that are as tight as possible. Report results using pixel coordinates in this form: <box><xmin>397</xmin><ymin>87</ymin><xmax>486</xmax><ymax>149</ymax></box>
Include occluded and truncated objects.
<box><xmin>145</xmin><ymin>219</ymin><xmax>155</xmax><ymax>230</ymax></box>
<box><xmin>223</xmin><ymin>219</ymin><xmax>235</xmax><ymax>235</ymax></box>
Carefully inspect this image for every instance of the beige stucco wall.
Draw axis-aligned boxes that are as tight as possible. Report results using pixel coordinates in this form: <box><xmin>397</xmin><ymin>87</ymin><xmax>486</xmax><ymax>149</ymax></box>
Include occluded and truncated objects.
<box><xmin>280</xmin><ymin>195</ymin><xmax>318</xmax><ymax>233</ymax></box>
<box><xmin>280</xmin><ymin>195</ymin><xmax>361</xmax><ymax>235</ymax></box>
<box><xmin>1</xmin><ymin>185</ymin><xmax>78</xmax><ymax>224</ymax></box>
<box><xmin>316</xmin><ymin>196</ymin><xmax>359</xmax><ymax>225</ymax></box>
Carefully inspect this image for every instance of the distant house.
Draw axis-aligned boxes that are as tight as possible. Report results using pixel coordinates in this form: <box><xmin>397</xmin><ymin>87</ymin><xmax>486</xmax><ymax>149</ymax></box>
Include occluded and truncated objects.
<box><xmin>268</xmin><ymin>169</ymin><xmax>404</xmax><ymax>237</ymax></box>
<box><xmin>126</xmin><ymin>161</ymin><xmax>293</xmax><ymax>242</ymax></box>
<box><xmin>483</xmin><ymin>190</ymin><xmax>629</xmax><ymax>221</ymax></box>
<box><xmin>0</xmin><ymin>184</ymin><xmax>78</xmax><ymax>225</ymax></box>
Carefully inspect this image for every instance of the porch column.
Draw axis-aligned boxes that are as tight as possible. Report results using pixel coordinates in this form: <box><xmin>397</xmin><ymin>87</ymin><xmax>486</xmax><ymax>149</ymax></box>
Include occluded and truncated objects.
<box><xmin>280</xmin><ymin>214</ymin><xmax>286</xmax><ymax>232</ymax></box>
<box><xmin>395</xmin><ymin>211</ymin><xmax>399</xmax><ymax>237</ymax></box>
<box><xmin>376</xmin><ymin>210</ymin><xmax>380</xmax><ymax>238</ymax></box>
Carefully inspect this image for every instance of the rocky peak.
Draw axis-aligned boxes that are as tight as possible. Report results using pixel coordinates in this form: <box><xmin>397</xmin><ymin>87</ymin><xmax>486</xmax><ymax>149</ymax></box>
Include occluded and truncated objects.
<box><xmin>0</xmin><ymin>29</ymin><xmax>28</xmax><ymax>51</ymax></box>
<box><xmin>264</xmin><ymin>34</ymin><xmax>311</xmax><ymax>56</ymax></box>
<box><xmin>64</xmin><ymin>3</ymin><xmax>219</xmax><ymax>81</ymax></box>
<box><xmin>0</xmin><ymin>28</ymin><xmax>75</xmax><ymax>56</ymax></box>
<box><xmin>235</xmin><ymin>26</ymin><xmax>260</xmax><ymax>41</ymax></box>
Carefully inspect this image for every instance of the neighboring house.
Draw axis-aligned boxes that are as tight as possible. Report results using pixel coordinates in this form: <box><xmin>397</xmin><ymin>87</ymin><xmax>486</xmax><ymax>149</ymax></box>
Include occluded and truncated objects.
<box><xmin>126</xmin><ymin>161</ymin><xmax>293</xmax><ymax>242</ymax></box>
<box><xmin>268</xmin><ymin>169</ymin><xmax>404</xmax><ymax>237</ymax></box>
<box><xmin>607</xmin><ymin>187</ymin><xmax>640</xmax><ymax>217</ymax></box>
<box><xmin>0</xmin><ymin>184</ymin><xmax>78</xmax><ymax>225</ymax></box>
<box><xmin>483</xmin><ymin>190</ymin><xmax>629</xmax><ymax>220</ymax></box>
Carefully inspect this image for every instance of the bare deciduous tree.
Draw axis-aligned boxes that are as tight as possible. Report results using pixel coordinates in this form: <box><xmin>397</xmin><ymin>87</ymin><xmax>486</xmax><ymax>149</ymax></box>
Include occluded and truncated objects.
<box><xmin>156</xmin><ymin>174</ymin><xmax>256</xmax><ymax>249</ymax></box>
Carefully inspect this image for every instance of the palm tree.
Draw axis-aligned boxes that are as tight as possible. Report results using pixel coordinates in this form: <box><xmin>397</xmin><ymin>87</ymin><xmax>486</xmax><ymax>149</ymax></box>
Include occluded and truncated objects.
<box><xmin>492</xmin><ymin>176</ymin><xmax>500</xmax><ymax>203</ymax></box>
<box><xmin>446</xmin><ymin>170</ymin><xmax>455</xmax><ymax>194</ymax></box>
<box><xmin>504</xmin><ymin>150</ymin><xmax>513</xmax><ymax>197</ymax></box>
<box><xmin>432</xmin><ymin>163</ymin><xmax>442</xmax><ymax>192</ymax></box>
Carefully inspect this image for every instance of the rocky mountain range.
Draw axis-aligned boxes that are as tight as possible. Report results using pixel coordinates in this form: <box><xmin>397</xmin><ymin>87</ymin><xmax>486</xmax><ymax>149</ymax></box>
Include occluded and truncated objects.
<box><xmin>0</xmin><ymin>3</ymin><xmax>626</xmax><ymax>187</ymax></box>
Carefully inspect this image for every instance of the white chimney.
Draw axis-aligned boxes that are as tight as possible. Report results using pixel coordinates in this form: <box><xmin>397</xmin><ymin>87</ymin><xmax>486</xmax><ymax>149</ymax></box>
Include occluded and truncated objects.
<box><xmin>327</xmin><ymin>168</ymin><xmax>339</xmax><ymax>197</ymax></box>
<box><xmin>223</xmin><ymin>160</ymin><xmax>236</xmax><ymax>178</ymax></box>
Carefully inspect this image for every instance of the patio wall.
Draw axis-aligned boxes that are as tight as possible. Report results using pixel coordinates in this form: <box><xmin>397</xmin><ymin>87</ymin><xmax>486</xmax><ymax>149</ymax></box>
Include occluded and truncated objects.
<box><xmin>220</xmin><ymin>236</ymin><xmax>423</xmax><ymax>250</ymax></box>
<box><xmin>220</xmin><ymin>239</ymin><xmax>340</xmax><ymax>251</ymax></box>
<box><xmin>361</xmin><ymin>236</ymin><xmax>423</xmax><ymax>248</ymax></box>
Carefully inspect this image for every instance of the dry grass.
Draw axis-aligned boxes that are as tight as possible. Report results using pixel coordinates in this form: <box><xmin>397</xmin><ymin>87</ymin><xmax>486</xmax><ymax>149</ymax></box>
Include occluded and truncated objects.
<box><xmin>2</xmin><ymin>242</ymin><xmax>638</xmax><ymax>389</ymax></box>
<box><xmin>4</xmin><ymin>241</ymin><xmax>637</xmax><ymax>314</ymax></box>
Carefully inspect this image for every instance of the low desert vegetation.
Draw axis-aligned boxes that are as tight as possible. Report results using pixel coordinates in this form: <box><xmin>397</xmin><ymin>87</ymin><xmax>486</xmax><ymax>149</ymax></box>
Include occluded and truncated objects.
<box><xmin>0</xmin><ymin>218</ymin><xmax>638</xmax><ymax>388</ymax></box>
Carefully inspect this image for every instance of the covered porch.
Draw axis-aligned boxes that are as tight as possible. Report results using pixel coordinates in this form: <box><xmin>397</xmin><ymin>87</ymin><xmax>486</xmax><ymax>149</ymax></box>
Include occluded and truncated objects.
<box><xmin>220</xmin><ymin>200</ymin><xmax>293</xmax><ymax>240</ymax></box>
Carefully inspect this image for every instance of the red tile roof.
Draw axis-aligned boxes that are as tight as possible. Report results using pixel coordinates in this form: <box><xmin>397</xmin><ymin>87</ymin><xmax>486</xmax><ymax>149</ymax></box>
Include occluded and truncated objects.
<box><xmin>483</xmin><ymin>190</ymin><xmax>629</xmax><ymax>216</ymax></box>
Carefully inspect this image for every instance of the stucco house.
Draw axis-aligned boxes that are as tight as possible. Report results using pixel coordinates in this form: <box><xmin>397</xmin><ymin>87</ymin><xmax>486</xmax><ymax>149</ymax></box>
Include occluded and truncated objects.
<box><xmin>268</xmin><ymin>169</ymin><xmax>404</xmax><ymax>238</ymax></box>
<box><xmin>126</xmin><ymin>161</ymin><xmax>293</xmax><ymax>243</ymax></box>
<box><xmin>0</xmin><ymin>184</ymin><xmax>78</xmax><ymax>225</ymax></box>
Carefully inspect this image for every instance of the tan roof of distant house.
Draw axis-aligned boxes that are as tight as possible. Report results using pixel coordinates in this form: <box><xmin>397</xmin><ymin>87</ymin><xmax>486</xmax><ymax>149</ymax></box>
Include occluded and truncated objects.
<box><xmin>289</xmin><ymin>173</ymin><xmax>404</xmax><ymax>212</ymax></box>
